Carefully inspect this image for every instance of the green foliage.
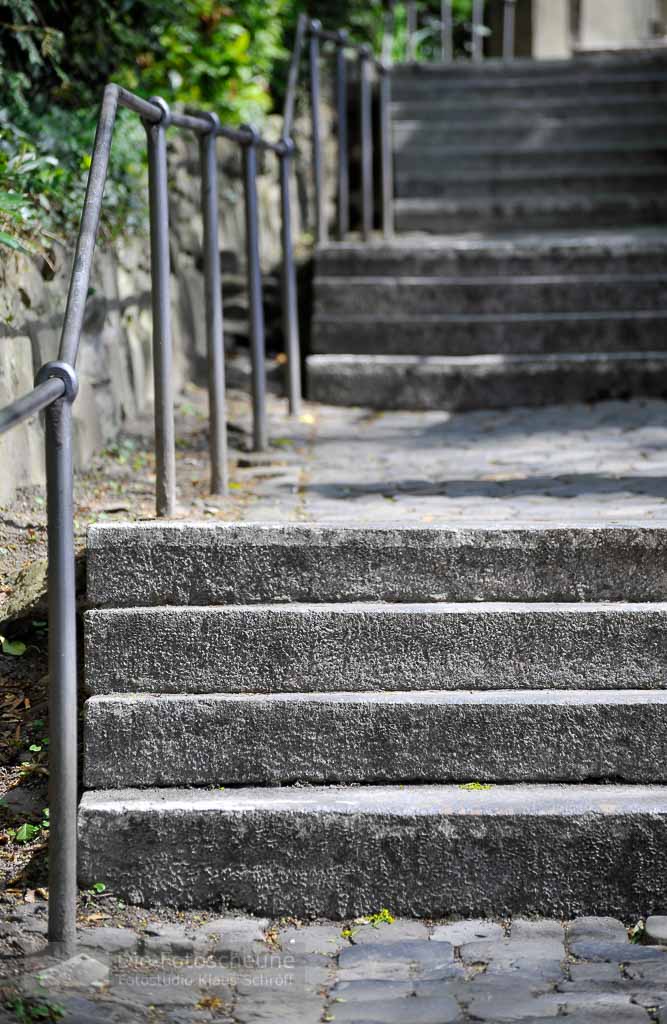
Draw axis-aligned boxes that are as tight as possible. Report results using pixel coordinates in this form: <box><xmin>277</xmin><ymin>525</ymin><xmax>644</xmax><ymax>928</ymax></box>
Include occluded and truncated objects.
<box><xmin>0</xmin><ymin>0</ymin><xmax>299</xmax><ymax>248</ymax></box>
<box><xmin>0</xmin><ymin>0</ymin><xmax>471</xmax><ymax>251</ymax></box>
<box><xmin>0</xmin><ymin>635</ymin><xmax>27</xmax><ymax>656</ymax></box>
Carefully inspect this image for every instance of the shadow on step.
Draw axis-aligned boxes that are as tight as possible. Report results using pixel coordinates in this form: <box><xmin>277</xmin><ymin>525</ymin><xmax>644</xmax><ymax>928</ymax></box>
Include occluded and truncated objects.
<box><xmin>303</xmin><ymin>474</ymin><xmax>667</xmax><ymax>501</ymax></box>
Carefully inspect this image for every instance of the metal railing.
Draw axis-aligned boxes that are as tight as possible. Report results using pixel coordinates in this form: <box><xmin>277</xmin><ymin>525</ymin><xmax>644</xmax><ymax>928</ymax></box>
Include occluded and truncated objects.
<box><xmin>293</xmin><ymin>14</ymin><xmax>395</xmax><ymax>244</ymax></box>
<box><xmin>404</xmin><ymin>0</ymin><xmax>517</xmax><ymax>62</ymax></box>
<box><xmin>0</xmin><ymin>11</ymin><xmax>395</xmax><ymax>957</ymax></box>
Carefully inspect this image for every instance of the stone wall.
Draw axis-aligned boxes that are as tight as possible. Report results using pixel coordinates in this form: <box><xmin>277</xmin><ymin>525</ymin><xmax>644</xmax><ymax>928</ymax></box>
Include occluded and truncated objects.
<box><xmin>0</xmin><ymin>99</ymin><xmax>336</xmax><ymax>506</ymax></box>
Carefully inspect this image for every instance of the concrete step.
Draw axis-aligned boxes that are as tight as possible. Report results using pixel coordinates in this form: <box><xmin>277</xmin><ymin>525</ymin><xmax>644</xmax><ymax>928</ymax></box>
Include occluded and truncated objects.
<box><xmin>86</xmin><ymin>522</ymin><xmax>667</xmax><ymax>607</ymax></box>
<box><xmin>84</xmin><ymin>602</ymin><xmax>667</xmax><ymax>696</ymax></box>
<box><xmin>393</xmin><ymin>143</ymin><xmax>667</xmax><ymax>177</ymax></box>
<box><xmin>306</xmin><ymin>351</ymin><xmax>667</xmax><ymax>411</ymax></box>
<box><xmin>314</xmin><ymin>274</ymin><xmax>667</xmax><ymax>318</ymax></box>
<box><xmin>391</xmin><ymin>71</ymin><xmax>667</xmax><ymax>101</ymax></box>
<box><xmin>390</xmin><ymin>96</ymin><xmax>667</xmax><ymax>121</ymax></box>
<box><xmin>393</xmin><ymin>168</ymin><xmax>667</xmax><ymax>200</ymax></box>
<box><xmin>315</xmin><ymin>232</ymin><xmax>667</xmax><ymax>278</ymax></box>
<box><xmin>393</xmin><ymin>194</ymin><xmax>667</xmax><ymax>233</ymax></box>
<box><xmin>311</xmin><ymin>310</ymin><xmax>667</xmax><ymax>357</ymax></box>
<box><xmin>84</xmin><ymin>689</ymin><xmax>667</xmax><ymax>788</ymax></box>
<box><xmin>391</xmin><ymin>54</ymin><xmax>667</xmax><ymax>81</ymax></box>
<box><xmin>78</xmin><ymin>783</ymin><xmax>667</xmax><ymax>916</ymax></box>
<box><xmin>395</xmin><ymin>159</ymin><xmax>667</xmax><ymax>195</ymax></box>
<box><xmin>392</xmin><ymin>118</ymin><xmax>667</xmax><ymax>149</ymax></box>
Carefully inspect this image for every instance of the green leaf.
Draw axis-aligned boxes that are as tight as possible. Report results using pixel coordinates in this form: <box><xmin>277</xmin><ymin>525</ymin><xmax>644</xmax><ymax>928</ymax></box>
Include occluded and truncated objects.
<box><xmin>15</xmin><ymin>823</ymin><xmax>41</xmax><ymax>844</ymax></box>
<box><xmin>0</xmin><ymin>230</ymin><xmax>32</xmax><ymax>254</ymax></box>
<box><xmin>29</xmin><ymin>743</ymin><xmax>43</xmax><ymax>753</ymax></box>
<box><xmin>91</xmin><ymin>881</ymin><xmax>106</xmax><ymax>893</ymax></box>
<box><xmin>1</xmin><ymin>637</ymin><xmax>27</xmax><ymax>656</ymax></box>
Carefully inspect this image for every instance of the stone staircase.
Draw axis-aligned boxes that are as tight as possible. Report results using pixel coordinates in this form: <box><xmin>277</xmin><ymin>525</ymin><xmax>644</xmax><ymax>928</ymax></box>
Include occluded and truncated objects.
<box><xmin>79</xmin><ymin>521</ymin><xmax>667</xmax><ymax>918</ymax></box>
<box><xmin>308</xmin><ymin>51</ymin><xmax>667</xmax><ymax>410</ymax></box>
<box><xmin>78</xmin><ymin>50</ymin><xmax>667</xmax><ymax>921</ymax></box>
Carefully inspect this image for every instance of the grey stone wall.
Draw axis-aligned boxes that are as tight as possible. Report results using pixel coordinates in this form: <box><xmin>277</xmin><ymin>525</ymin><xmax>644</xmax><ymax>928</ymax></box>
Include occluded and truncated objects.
<box><xmin>0</xmin><ymin>102</ymin><xmax>335</xmax><ymax>505</ymax></box>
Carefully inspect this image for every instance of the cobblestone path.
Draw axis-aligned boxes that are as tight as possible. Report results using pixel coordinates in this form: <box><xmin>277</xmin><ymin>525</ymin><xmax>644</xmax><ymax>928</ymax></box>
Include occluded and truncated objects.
<box><xmin>2</xmin><ymin>905</ymin><xmax>667</xmax><ymax>1022</ymax></box>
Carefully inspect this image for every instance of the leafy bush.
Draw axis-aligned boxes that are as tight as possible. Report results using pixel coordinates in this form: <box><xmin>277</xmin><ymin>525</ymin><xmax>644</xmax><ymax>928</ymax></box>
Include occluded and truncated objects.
<box><xmin>0</xmin><ymin>0</ymin><xmax>473</xmax><ymax>252</ymax></box>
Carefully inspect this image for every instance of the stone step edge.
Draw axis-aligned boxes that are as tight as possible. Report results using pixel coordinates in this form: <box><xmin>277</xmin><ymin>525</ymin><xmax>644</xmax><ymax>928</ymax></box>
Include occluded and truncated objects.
<box><xmin>312</xmin><ymin>311</ymin><xmax>667</xmax><ymax>326</ymax></box>
<box><xmin>315</xmin><ymin>273</ymin><xmax>667</xmax><ymax>286</ymax></box>
<box><xmin>307</xmin><ymin>350</ymin><xmax>667</xmax><ymax>369</ymax></box>
<box><xmin>86</xmin><ymin>600</ymin><xmax>667</xmax><ymax>618</ymax></box>
<box><xmin>85</xmin><ymin>689</ymin><xmax>667</xmax><ymax>709</ymax></box>
<box><xmin>79</xmin><ymin>783</ymin><xmax>667</xmax><ymax>817</ymax></box>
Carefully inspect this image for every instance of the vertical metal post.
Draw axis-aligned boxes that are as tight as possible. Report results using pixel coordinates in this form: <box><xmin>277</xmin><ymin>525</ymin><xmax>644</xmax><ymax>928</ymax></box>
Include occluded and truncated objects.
<box><xmin>241</xmin><ymin>129</ymin><xmax>268</xmax><ymax>452</ymax></box>
<box><xmin>379</xmin><ymin>66</ymin><xmax>394</xmax><ymax>240</ymax></box>
<box><xmin>472</xmin><ymin>0</ymin><xmax>485</xmax><ymax>61</ymax></box>
<box><xmin>441</xmin><ymin>0</ymin><xmax>453</xmax><ymax>61</ymax></box>
<box><xmin>406</xmin><ymin>1</ymin><xmax>417</xmax><ymax>61</ymax></box>
<box><xmin>359</xmin><ymin>47</ymin><xmax>374</xmax><ymax>242</ymax></box>
<box><xmin>36</xmin><ymin>362</ymin><xmax>78</xmax><ymax>959</ymax></box>
<box><xmin>145</xmin><ymin>97</ymin><xmax>176</xmax><ymax>517</ymax></box>
<box><xmin>309</xmin><ymin>22</ymin><xmax>326</xmax><ymax>245</ymax></box>
<box><xmin>279</xmin><ymin>143</ymin><xmax>302</xmax><ymax>417</ymax></box>
<box><xmin>503</xmin><ymin>0</ymin><xmax>517</xmax><ymax>60</ymax></box>
<box><xmin>199</xmin><ymin>116</ymin><xmax>228</xmax><ymax>496</ymax></box>
<box><xmin>336</xmin><ymin>33</ymin><xmax>350</xmax><ymax>240</ymax></box>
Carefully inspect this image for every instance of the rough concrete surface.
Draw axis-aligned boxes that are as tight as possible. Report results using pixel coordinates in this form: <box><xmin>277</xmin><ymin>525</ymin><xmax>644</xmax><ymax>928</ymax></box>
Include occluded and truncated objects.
<box><xmin>83</xmin><ymin>689</ymin><xmax>667</xmax><ymax>787</ymax></box>
<box><xmin>87</xmin><ymin>521</ymin><xmax>667</xmax><ymax>607</ymax></box>
<box><xmin>306</xmin><ymin>352</ymin><xmax>667</xmax><ymax>412</ymax></box>
<box><xmin>78</xmin><ymin>784</ymin><xmax>667</xmax><ymax>918</ymax></box>
<box><xmin>84</xmin><ymin>602</ymin><xmax>667</xmax><ymax>694</ymax></box>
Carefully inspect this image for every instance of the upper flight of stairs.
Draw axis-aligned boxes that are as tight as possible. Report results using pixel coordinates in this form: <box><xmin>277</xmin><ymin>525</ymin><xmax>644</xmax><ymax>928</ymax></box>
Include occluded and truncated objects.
<box><xmin>307</xmin><ymin>52</ymin><xmax>667</xmax><ymax>411</ymax></box>
<box><xmin>391</xmin><ymin>54</ymin><xmax>667</xmax><ymax>234</ymax></box>
<box><xmin>79</xmin><ymin>521</ymin><xmax>667</xmax><ymax>918</ymax></box>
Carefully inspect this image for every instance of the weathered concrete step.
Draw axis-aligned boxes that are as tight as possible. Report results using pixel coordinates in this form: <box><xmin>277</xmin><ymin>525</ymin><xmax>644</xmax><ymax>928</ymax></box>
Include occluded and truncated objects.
<box><xmin>83</xmin><ymin>690</ymin><xmax>667</xmax><ymax>788</ymax></box>
<box><xmin>394</xmin><ymin>143</ymin><xmax>667</xmax><ymax>176</ymax></box>
<box><xmin>394</xmin><ymin>194</ymin><xmax>667</xmax><ymax>233</ymax></box>
<box><xmin>306</xmin><ymin>351</ymin><xmax>667</xmax><ymax>411</ymax></box>
<box><xmin>391</xmin><ymin>55</ymin><xmax>667</xmax><ymax>81</ymax></box>
<box><xmin>395</xmin><ymin>158</ymin><xmax>667</xmax><ymax>192</ymax></box>
<box><xmin>78</xmin><ymin>784</ymin><xmax>667</xmax><ymax>916</ymax></box>
<box><xmin>87</xmin><ymin>522</ymin><xmax>667</xmax><ymax>607</ymax></box>
<box><xmin>311</xmin><ymin>310</ymin><xmax>667</xmax><ymax>356</ymax></box>
<box><xmin>391</xmin><ymin>71</ymin><xmax>667</xmax><ymax>99</ymax></box>
<box><xmin>390</xmin><ymin>96</ymin><xmax>667</xmax><ymax>121</ymax></box>
<box><xmin>394</xmin><ymin>169</ymin><xmax>667</xmax><ymax>200</ymax></box>
<box><xmin>314</xmin><ymin>274</ymin><xmax>667</xmax><ymax>317</ymax></box>
<box><xmin>315</xmin><ymin>232</ymin><xmax>667</xmax><ymax>278</ymax></box>
<box><xmin>84</xmin><ymin>602</ymin><xmax>667</xmax><ymax>696</ymax></box>
<box><xmin>393</xmin><ymin>120</ymin><xmax>667</xmax><ymax>149</ymax></box>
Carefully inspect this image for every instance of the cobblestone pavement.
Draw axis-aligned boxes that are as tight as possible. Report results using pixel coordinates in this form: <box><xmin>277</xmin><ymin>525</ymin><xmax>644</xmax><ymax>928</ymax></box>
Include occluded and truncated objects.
<box><xmin>2</xmin><ymin>905</ymin><xmax>667</xmax><ymax>1022</ymax></box>
<box><xmin>246</xmin><ymin>396</ymin><xmax>667</xmax><ymax>524</ymax></box>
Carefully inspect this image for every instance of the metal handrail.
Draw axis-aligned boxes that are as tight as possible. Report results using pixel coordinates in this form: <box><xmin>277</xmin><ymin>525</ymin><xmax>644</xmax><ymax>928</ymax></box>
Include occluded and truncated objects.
<box><xmin>286</xmin><ymin>14</ymin><xmax>394</xmax><ymax>245</ymax></box>
<box><xmin>404</xmin><ymin>0</ymin><xmax>517</xmax><ymax>62</ymax></box>
<box><xmin>0</xmin><ymin>80</ymin><xmax>301</xmax><ymax>960</ymax></box>
<box><xmin>0</xmin><ymin>11</ymin><xmax>397</xmax><ymax>958</ymax></box>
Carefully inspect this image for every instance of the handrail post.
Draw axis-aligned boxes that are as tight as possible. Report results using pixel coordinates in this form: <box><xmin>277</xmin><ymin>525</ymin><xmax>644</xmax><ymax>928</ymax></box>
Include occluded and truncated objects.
<box><xmin>309</xmin><ymin>21</ymin><xmax>327</xmax><ymax>245</ymax></box>
<box><xmin>472</xmin><ymin>0</ymin><xmax>485</xmax><ymax>61</ymax></box>
<box><xmin>36</xmin><ymin>361</ymin><xmax>79</xmax><ymax>959</ymax></box>
<box><xmin>279</xmin><ymin>140</ymin><xmax>302</xmax><ymax>416</ymax></box>
<box><xmin>199</xmin><ymin>113</ymin><xmax>228</xmax><ymax>496</ymax></box>
<box><xmin>336</xmin><ymin>31</ymin><xmax>350</xmax><ymax>240</ymax></box>
<box><xmin>406</xmin><ymin>1</ymin><xmax>417</xmax><ymax>61</ymax></box>
<box><xmin>144</xmin><ymin>96</ymin><xmax>176</xmax><ymax>517</ymax></box>
<box><xmin>379</xmin><ymin>64</ymin><xmax>394</xmax><ymax>241</ymax></box>
<box><xmin>241</xmin><ymin>127</ymin><xmax>268</xmax><ymax>451</ymax></box>
<box><xmin>441</xmin><ymin>0</ymin><xmax>454</xmax><ymax>61</ymax></box>
<box><xmin>503</xmin><ymin>0</ymin><xmax>517</xmax><ymax>60</ymax></box>
<box><xmin>359</xmin><ymin>46</ymin><xmax>374</xmax><ymax>242</ymax></box>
